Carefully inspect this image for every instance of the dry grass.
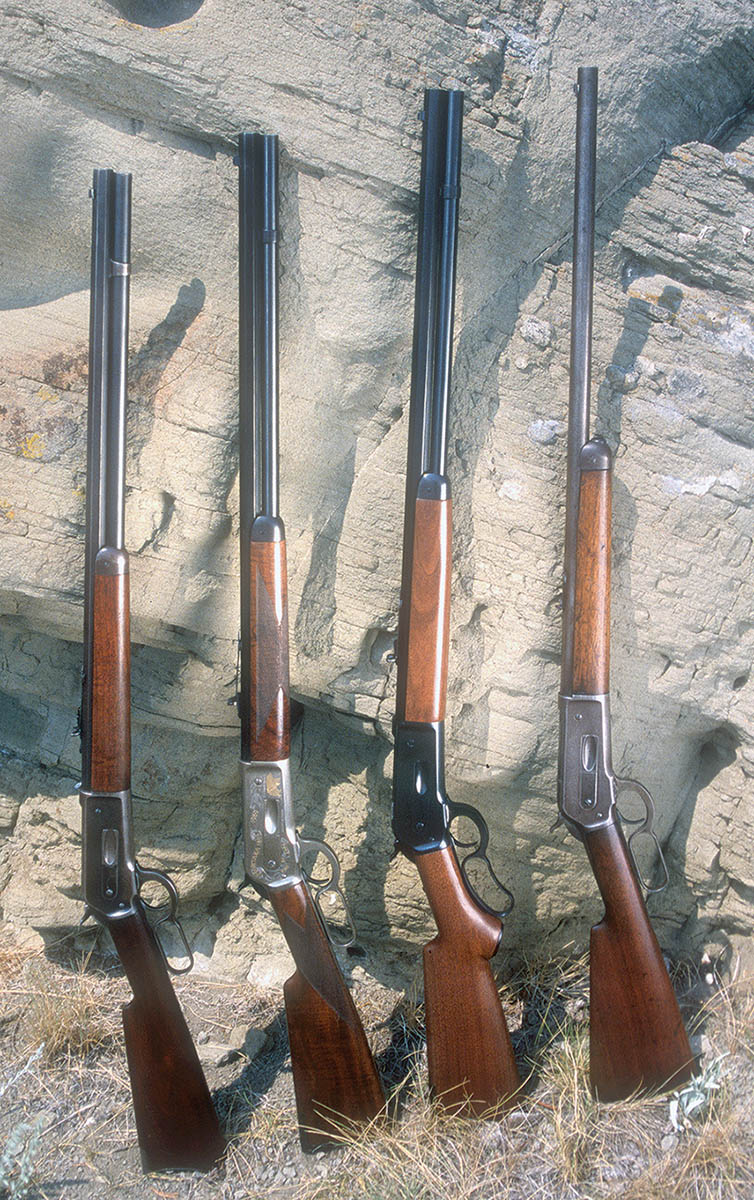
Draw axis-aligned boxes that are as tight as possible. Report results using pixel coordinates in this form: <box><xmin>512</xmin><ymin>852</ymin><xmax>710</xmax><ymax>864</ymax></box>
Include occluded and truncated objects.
<box><xmin>0</xmin><ymin>931</ymin><xmax>751</xmax><ymax>1200</ymax></box>
<box><xmin>21</xmin><ymin>953</ymin><xmax>118</xmax><ymax>1063</ymax></box>
<box><xmin>278</xmin><ymin>962</ymin><xmax>754</xmax><ymax>1200</ymax></box>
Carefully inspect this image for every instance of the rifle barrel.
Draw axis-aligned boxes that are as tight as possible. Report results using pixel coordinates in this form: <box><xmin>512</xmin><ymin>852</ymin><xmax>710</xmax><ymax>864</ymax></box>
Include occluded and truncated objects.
<box><xmin>561</xmin><ymin>66</ymin><xmax>597</xmax><ymax>695</ymax></box>
<box><xmin>238</xmin><ymin>131</ymin><xmax>279</xmax><ymax>524</ymax></box>
<box><xmin>239</xmin><ymin>133</ymin><xmax>281</xmax><ymax>761</ymax></box>
<box><xmin>82</xmin><ymin>168</ymin><xmax>131</xmax><ymax>789</ymax></box>
<box><xmin>428</xmin><ymin>90</ymin><xmax>463</xmax><ymax>477</ymax></box>
<box><xmin>397</xmin><ymin>88</ymin><xmax>463</xmax><ymax>717</ymax></box>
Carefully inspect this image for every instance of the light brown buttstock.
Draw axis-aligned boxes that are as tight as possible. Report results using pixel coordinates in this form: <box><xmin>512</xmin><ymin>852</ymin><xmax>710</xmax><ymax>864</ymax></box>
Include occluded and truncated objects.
<box><xmin>413</xmin><ymin>846</ymin><xmax>521</xmax><ymax>1111</ymax></box>
<box><xmin>249</xmin><ymin>539</ymin><xmax>290</xmax><ymax>761</ymax></box>
<box><xmin>585</xmin><ymin>822</ymin><xmax>694</xmax><ymax>1100</ymax></box>
<box><xmin>90</xmin><ymin>557</ymin><xmax>131</xmax><ymax>793</ymax></box>
<box><xmin>403</xmin><ymin>497</ymin><xmax>451</xmax><ymax>724</ymax></box>
<box><xmin>573</xmin><ymin>468</ymin><xmax>611</xmax><ymax>695</ymax></box>
<box><xmin>269</xmin><ymin>882</ymin><xmax>385</xmax><ymax>1150</ymax></box>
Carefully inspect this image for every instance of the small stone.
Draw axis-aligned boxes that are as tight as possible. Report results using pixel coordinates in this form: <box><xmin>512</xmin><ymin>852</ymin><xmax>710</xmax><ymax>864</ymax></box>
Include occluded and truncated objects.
<box><xmin>228</xmin><ymin>1023</ymin><xmax>248</xmax><ymax>1049</ymax></box>
<box><xmin>520</xmin><ymin>316</ymin><xmax>553</xmax><ymax>348</ymax></box>
<box><xmin>242</xmin><ymin>1027</ymin><xmax>268</xmax><ymax>1060</ymax></box>
<box><xmin>197</xmin><ymin>1041</ymin><xmax>240</xmax><ymax>1068</ymax></box>
<box><xmin>197</xmin><ymin>1030</ymin><xmax>210</xmax><ymax>1045</ymax></box>
<box><xmin>661</xmin><ymin>1133</ymin><xmax>678</xmax><ymax>1152</ymax></box>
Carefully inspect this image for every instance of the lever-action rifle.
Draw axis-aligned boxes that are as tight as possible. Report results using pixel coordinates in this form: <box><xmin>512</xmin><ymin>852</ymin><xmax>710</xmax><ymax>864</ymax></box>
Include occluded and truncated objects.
<box><xmin>237</xmin><ymin>133</ymin><xmax>385</xmax><ymax>1151</ymax></box>
<box><xmin>392</xmin><ymin>90</ymin><xmax>521</xmax><ymax>1113</ymax></box>
<box><xmin>80</xmin><ymin>170</ymin><xmax>225</xmax><ymax>1172</ymax></box>
<box><xmin>558</xmin><ymin>69</ymin><xmax>694</xmax><ymax>1101</ymax></box>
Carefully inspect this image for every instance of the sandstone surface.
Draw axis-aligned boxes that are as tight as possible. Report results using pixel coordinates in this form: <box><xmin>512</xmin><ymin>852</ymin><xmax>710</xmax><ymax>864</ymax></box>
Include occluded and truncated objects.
<box><xmin>0</xmin><ymin>0</ymin><xmax>752</xmax><ymax>983</ymax></box>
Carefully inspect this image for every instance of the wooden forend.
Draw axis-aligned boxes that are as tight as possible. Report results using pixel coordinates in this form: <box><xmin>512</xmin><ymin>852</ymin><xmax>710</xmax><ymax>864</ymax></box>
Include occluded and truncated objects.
<box><xmin>404</xmin><ymin>497</ymin><xmax>451</xmax><ymax>724</ymax></box>
<box><xmin>90</xmin><ymin>561</ymin><xmax>131</xmax><ymax>793</ymax></box>
<box><xmin>249</xmin><ymin>538</ymin><xmax>290</xmax><ymax>761</ymax></box>
<box><xmin>573</xmin><ymin>467</ymin><xmax>611</xmax><ymax>695</ymax></box>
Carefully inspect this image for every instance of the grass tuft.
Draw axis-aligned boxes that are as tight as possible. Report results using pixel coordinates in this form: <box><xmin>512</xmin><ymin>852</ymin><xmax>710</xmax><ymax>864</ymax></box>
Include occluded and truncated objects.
<box><xmin>22</xmin><ymin>955</ymin><xmax>117</xmax><ymax>1063</ymax></box>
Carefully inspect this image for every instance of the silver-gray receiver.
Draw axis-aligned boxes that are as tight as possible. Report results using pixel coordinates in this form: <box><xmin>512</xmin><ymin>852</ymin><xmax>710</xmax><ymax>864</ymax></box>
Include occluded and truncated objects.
<box><xmin>241</xmin><ymin>758</ymin><xmax>357</xmax><ymax>945</ymax></box>
<box><xmin>558</xmin><ymin>693</ymin><xmax>669</xmax><ymax>893</ymax></box>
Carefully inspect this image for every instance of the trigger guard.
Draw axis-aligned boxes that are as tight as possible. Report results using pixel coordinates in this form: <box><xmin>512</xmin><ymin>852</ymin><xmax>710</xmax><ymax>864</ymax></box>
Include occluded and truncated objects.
<box><xmin>134</xmin><ymin>862</ymin><xmax>194</xmax><ymax>974</ymax></box>
<box><xmin>299</xmin><ymin>836</ymin><xmax>338</xmax><ymax>889</ymax></box>
<box><xmin>614</xmin><ymin>776</ymin><xmax>656</xmax><ymax>831</ymax></box>
<box><xmin>447</xmin><ymin>799</ymin><xmax>491</xmax><ymax>854</ymax></box>
<box><xmin>135</xmin><ymin>862</ymin><xmax>179</xmax><ymax>917</ymax></box>
<box><xmin>299</xmin><ymin>837</ymin><xmax>357</xmax><ymax>949</ymax></box>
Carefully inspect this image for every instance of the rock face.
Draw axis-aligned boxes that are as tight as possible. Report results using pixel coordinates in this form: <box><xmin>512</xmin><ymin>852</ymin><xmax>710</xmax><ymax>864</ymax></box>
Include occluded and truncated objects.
<box><xmin>0</xmin><ymin>0</ymin><xmax>752</xmax><ymax>981</ymax></box>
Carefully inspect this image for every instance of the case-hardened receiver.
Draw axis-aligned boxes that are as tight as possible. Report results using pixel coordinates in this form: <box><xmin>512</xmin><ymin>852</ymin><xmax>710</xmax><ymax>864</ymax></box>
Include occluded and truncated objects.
<box><xmin>392</xmin><ymin>721</ymin><xmax>514</xmax><ymax>919</ymax></box>
<box><xmin>557</xmin><ymin>694</ymin><xmax>669</xmax><ymax>893</ymax></box>
<box><xmin>80</xmin><ymin>788</ymin><xmax>194</xmax><ymax>973</ymax></box>
<box><xmin>242</xmin><ymin>759</ymin><xmax>357</xmax><ymax>944</ymax></box>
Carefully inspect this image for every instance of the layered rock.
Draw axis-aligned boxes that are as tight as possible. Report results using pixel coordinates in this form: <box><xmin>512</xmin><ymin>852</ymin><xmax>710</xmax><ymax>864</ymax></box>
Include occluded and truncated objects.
<box><xmin>0</xmin><ymin>0</ymin><xmax>752</xmax><ymax>980</ymax></box>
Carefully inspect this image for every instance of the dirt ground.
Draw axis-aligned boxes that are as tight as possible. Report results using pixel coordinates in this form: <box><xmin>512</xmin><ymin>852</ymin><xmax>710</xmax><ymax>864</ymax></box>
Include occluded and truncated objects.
<box><xmin>0</xmin><ymin>924</ymin><xmax>751</xmax><ymax>1200</ymax></box>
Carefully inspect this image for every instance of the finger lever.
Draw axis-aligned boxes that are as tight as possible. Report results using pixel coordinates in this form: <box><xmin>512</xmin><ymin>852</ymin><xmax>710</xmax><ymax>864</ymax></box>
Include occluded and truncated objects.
<box><xmin>135</xmin><ymin>862</ymin><xmax>195</xmax><ymax>975</ymax></box>
<box><xmin>614</xmin><ymin>777</ymin><xmax>670</xmax><ymax>895</ymax></box>
<box><xmin>299</xmin><ymin>836</ymin><xmax>358</xmax><ymax>949</ymax></box>
<box><xmin>447</xmin><ymin>799</ymin><xmax>514</xmax><ymax>921</ymax></box>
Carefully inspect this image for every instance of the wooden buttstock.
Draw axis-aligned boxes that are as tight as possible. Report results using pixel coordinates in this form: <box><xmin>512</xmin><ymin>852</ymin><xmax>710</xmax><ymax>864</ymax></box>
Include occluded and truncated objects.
<box><xmin>413</xmin><ymin>846</ymin><xmax>521</xmax><ymax>1112</ymax></box>
<box><xmin>249</xmin><ymin>537</ymin><xmax>290</xmax><ymax>761</ymax></box>
<box><xmin>585</xmin><ymin>822</ymin><xmax>694</xmax><ymax>1100</ymax></box>
<box><xmin>109</xmin><ymin>911</ymin><xmax>225</xmax><ymax>1172</ymax></box>
<box><xmin>573</xmin><ymin>466</ymin><xmax>611</xmax><ymax>695</ymax></box>
<box><xmin>90</xmin><ymin>549</ymin><xmax>131</xmax><ymax>793</ymax></box>
<box><xmin>403</xmin><ymin>496</ymin><xmax>451</xmax><ymax>724</ymax></box>
<box><xmin>269</xmin><ymin>882</ymin><xmax>385</xmax><ymax>1150</ymax></box>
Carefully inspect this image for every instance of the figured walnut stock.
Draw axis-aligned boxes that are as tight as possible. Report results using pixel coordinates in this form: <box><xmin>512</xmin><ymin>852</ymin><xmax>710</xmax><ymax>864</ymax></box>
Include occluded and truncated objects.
<box><xmin>572</xmin><ymin>468</ymin><xmax>610</xmax><ymax>696</ymax></box>
<box><xmin>413</xmin><ymin>846</ymin><xmax>521</xmax><ymax>1111</ymax></box>
<box><xmin>249</xmin><ymin>539</ymin><xmax>290</xmax><ymax>761</ymax></box>
<box><xmin>110</xmin><ymin>911</ymin><xmax>225</xmax><ymax>1172</ymax></box>
<box><xmin>90</xmin><ymin>554</ymin><xmax>130</xmax><ymax>793</ymax></box>
<box><xmin>584</xmin><ymin>822</ymin><xmax>695</xmax><ymax>1100</ymax></box>
<box><xmin>404</xmin><ymin>497</ymin><xmax>451</xmax><ymax>723</ymax></box>
<box><xmin>269</xmin><ymin>882</ymin><xmax>385</xmax><ymax>1150</ymax></box>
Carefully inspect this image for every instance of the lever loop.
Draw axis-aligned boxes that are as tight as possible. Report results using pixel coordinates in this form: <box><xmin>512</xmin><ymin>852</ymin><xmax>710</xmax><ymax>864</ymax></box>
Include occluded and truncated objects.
<box><xmin>614</xmin><ymin>777</ymin><xmax>670</xmax><ymax>895</ymax></box>
<box><xmin>135</xmin><ymin>862</ymin><xmax>195</xmax><ymax>975</ymax></box>
<box><xmin>298</xmin><ymin>837</ymin><xmax>358</xmax><ymax>949</ymax></box>
<box><xmin>447</xmin><ymin>800</ymin><xmax>514</xmax><ymax>920</ymax></box>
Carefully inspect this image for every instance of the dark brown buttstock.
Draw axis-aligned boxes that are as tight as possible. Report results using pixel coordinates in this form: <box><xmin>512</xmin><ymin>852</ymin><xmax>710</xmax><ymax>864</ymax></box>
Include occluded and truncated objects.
<box><xmin>573</xmin><ymin>468</ymin><xmax>610</xmax><ymax>696</ymax></box>
<box><xmin>413</xmin><ymin>846</ymin><xmax>520</xmax><ymax>1112</ymax></box>
<box><xmin>90</xmin><ymin>550</ymin><xmax>131</xmax><ymax>792</ymax></box>
<box><xmin>249</xmin><ymin>538</ymin><xmax>290</xmax><ymax>760</ymax></box>
<box><xmin>585</xmin><ymin>822</ymin><xmax>694</xmax><ymax>1100</ymax></box>
<box><xmin>269</xmin><ymin>882</ymin><xmax>385</xmax><ymax>1150</ymax></box>
<box><xmin>403</xmin><ymin>497</ymin><xmax>451</xmax><ymax>724</ymax></box>
<box><xmin>109</xmin><ymin>911</ymin><xmax>225</xmax><ymax>1172</ymax></box>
